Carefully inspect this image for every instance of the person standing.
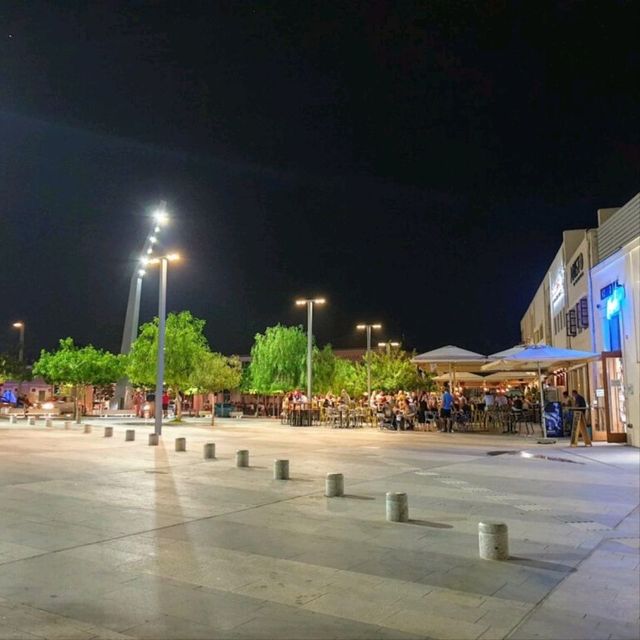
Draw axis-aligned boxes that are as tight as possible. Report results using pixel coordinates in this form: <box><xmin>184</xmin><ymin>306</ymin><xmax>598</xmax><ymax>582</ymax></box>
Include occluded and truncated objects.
<box><xmin>440</xmin><ymin>385</ymin><xmax>455</xmax><ymax>433</ymax></box>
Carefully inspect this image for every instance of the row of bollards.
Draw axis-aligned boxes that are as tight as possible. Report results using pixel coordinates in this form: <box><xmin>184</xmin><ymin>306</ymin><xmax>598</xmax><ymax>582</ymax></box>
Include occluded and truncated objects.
<box><xmin>45</xmin><ymin>424</ymin><xmax>511</xmax><ymax>561</ymax></box>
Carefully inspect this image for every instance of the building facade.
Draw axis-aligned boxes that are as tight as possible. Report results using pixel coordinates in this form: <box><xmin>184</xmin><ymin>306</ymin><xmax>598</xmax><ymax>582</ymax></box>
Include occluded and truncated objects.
<box><xmin>520</xmin><ymin>192</ymin><xmax>639</xmax><ymax>447</ymax></box>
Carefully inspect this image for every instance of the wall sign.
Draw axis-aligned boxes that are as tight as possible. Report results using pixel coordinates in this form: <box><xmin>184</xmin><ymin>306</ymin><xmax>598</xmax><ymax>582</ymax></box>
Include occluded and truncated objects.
<box><xmin>570</xmin><ymin>253</ymin><xmax>584</xmax><ymax>285</ymax></box>
<box><xmin>600</xmin><ymin>279</ymin><xmax>620</xmax><ymax>300</ymax></box>
<box><xmin>550</xmin><ymin>266</ymin><xmax>565</xmax><ymax>308</ymax></box>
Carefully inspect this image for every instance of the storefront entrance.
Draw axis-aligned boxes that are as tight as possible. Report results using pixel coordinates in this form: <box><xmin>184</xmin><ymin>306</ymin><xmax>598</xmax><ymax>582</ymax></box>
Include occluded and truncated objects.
<box><xmin>595</xmin><ymin>352</ymin><xmax>628</xmax><ymax>443</ymax></box>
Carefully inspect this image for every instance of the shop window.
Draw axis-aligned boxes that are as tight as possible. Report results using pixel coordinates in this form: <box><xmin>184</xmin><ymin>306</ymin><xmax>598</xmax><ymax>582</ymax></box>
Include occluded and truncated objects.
<box><xmin>605</xmin><ymin>313</ymin><xmax>622</xmax><ymax>351</ymax></box>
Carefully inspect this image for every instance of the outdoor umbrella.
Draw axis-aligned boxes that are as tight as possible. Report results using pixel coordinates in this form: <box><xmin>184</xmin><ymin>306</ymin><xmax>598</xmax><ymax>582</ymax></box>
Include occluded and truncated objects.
<box><xmin>412</xmin><ymin>345</ymin><xmax>487</xmax><ymax>391</ymax></box>
<box><xmin>481</xmin><ymin>371</ymin><xmax>537</xmax><ymax>383</ymax></box>
<box><xmin>434</xmin><ymin>372</ymin><xmax>485</xmax><ymax>386</ymax></box>
<box><xmin>482</xmin><ymin>344</ymin><xmax>599</xmax><ymax>440</ymax></box>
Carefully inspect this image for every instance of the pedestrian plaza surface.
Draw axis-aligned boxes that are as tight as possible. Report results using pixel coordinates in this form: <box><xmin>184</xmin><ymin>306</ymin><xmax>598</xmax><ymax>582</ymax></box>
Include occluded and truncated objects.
<box><xmin>0</xmin><ymin>418</ymin><xmax>638</xmax><ymax>640</ymax></box>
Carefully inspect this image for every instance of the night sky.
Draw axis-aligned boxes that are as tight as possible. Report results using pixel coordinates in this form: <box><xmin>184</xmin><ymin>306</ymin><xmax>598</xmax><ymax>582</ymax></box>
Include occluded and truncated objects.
<box><xmin>2</xmin><ymin>1</ymin><xmax>639</xmax><ymax>361</ymax></box>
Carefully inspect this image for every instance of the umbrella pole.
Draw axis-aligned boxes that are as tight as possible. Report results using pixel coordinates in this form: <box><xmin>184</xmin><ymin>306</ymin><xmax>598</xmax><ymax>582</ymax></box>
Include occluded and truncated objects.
<box><xmin>449</xmin><ymin>363</ymin><xmax>453</xmax><ymax>392</ymax></box>
<box><xmin>538</xmin><ymin>361</ymin><xmax>547</xmax><ymax>439</ymax></box>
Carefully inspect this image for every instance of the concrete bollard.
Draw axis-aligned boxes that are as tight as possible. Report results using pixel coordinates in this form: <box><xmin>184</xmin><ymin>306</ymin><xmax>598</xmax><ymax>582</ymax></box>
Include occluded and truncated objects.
<box><xmin>386</xmin><ymin>492</ymin><xmax>409</xmax><ymax>522</ymax></box>
<box><xmin>274</xmin><ymin>459</ymin><xmax>290</xmax><ymax>480</ymax></box>
<box><xmin>203</xmin><ymin>443</ymin><xmax>216</xmax><ymax>459</ymax></box>
<box><xmin>64</xmin><ymin>421</ymin><xmax>72</xmax><ymax>430</ymax></box>
<box><xmin>9</xmin><ymin>415</ymin><xmax>16</xmax><ymax>424</ymax></box>
<box><xmin>148</xmin><ymin>434</ymin><xmax>159</xmax><ymax>446</ymax></box>
<box><xmin>325</xmin><ymin>473</ymin><xmax>345</xmax><ymax>497</ymax></box>
<box><xmin>125</xmin><ymin>429</ymin><xmax>135</xmax><ymax>441</ymax></box>
<box><xmin>236</xmin><ymin>450</ymin><xmax>249</xmax><ymax>467</ymax></box>
<box><xmin>84</xmin><ymin>424</ymin><xmax>92</xmax><ymax>434</ymax></box>
<box><xmin>479</xmin><ymin>522</ymin><xmax>509</xmax><ymax>560</ymax></box>
<box><xmin>104</xmin><ymin>426</ymin><xmax>113</xmax><ymax>438</ymax></box>
<box><xmin>28</xmin><ymin>417</ymin><xmax>36</xmax><ymax>426</ymax></box>
<box><xmin>175</xmin><ymin>437</ymin><xmax>186</xmax><ymax>452</ymax></box>
<box><xmin>45</xmin><ymin>418</ymin><xmax>53</xmax><ymax>428</ymax></box>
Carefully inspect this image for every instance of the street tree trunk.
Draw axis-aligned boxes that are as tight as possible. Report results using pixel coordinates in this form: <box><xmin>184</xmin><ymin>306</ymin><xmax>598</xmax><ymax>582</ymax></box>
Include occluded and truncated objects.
<box><xmin>210</xmin><ymin>392</ymin><xmax>216</xmax><ymax>426</ymax></box>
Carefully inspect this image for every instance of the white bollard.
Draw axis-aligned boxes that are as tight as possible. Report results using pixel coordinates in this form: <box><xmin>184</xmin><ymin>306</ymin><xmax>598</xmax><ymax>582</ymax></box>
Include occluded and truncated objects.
<box><xmin>125</xmin><ymin>429</ymin><xmax>135</xmax><ymax>441</ymax></box>
<box><xmin>28</xmin><ymin>417</ymin><xmax>36</xmax><ymax>426</ymax></box>
<box><xmin>175</xmin><ymin>437</ymin><xmax>186</xmax><ymax>452</ymax></box>
<box><xmin>203</xmin><ymin>443</ymin><xmax>216</xmax><ymax>459</ymax></box>
<box><xmin>84</xmin><ymin>424</ymin><xmax>92</xmax><ymax>434</ymax></box>
<box><xmin>45</xmin><ymin>418</ymin><xmax>53</xmax><ymax>428</ymax></box>
<box><xmin>386</xmin><ymin>492</ymin><xmax>409</xmax><ymax>522</ymax></box>
<box><xmin>236</xmin><ymin>450</ymin><xmax>249</xmax><ymax>467</ymax></box>
<box><xmin>325</xmin><ymin>473</ymin><xmax>344</xmax><ymax>497</ymax></box>
<box><xmin>148</xmin><ymin>434</ymin><xmax>159</xmax><ymax>446</ymax></box>
<box><xmin>479</xmin><ymin>522</ymin><xmax>509</xmax><ymax>560</ymax></box>
<box><xmin>9</xmin><ymin>415</ymin><xmax>16</xmax><ymax>424</ymax></box>
<box><xmin>104</xmin><ymin>426</ymin><xmax>113</xmax><ymax>438</ymax></box>
<box><xmin>274</xmin><ymin>459</ymin><xmax>290</xmax><ymax>480</ymax></box>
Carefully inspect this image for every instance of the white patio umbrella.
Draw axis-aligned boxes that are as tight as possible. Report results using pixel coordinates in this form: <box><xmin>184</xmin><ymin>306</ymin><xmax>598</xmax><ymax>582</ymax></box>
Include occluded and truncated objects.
<box><xmin>482</xmin><ymin>344</ymin><xmax>599</xmax><ymax>441</ymax></box>
<box><xmin>434</xmin><ymin>371</ymin><xmax>485</xmax><ymax>386</ymax></box>
<box><xmin>482</xmin><ymin>371</ymin><xmax>537</xmax><ymax>383</ymax></box>
<box><xmin>412</xmin><ymin>345</ymin><xmax>487</xmax><ymax>391</ymax></box>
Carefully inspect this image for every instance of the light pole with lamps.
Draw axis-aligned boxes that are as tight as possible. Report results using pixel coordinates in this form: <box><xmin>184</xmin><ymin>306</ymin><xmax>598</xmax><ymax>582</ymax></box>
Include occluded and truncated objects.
<box><xmin>144</xmin><ymin>252</ymin><xmax>181</xmax><ymax>436</ymax></box>
<box><xmin>295</xmin><ymin>297</ymin><xmax>326</xmax><ymax>403</ymax></box>
<box><xmin>356</xmin><ymin>323</ymin><xmax>382</xmax><ymax>402</ymax></box>
<box><xmin>378</xmin><ymin>341</ymin><xmax>400</xmax><ymax>355</ymax></box>
<box><xmin>115</xmin><ymin>204</ymin><xmax>170</xmax><ymax>409</ymax></box>
<box><xmin>12</xmin><ymin>322</ymin><xmax>25</xmax><ymax>362</ymax></box>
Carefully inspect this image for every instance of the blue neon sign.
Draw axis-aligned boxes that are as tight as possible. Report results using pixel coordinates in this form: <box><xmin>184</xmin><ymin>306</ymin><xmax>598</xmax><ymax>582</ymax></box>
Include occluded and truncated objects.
<box><xmin>605</xmin><ymin>285</ymin><xmax>625</xmax><ymax>320</ymax></box>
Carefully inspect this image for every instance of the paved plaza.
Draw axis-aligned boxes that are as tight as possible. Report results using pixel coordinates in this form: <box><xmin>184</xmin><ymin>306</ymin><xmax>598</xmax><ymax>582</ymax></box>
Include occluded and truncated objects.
<box><xmin>0</xmin><ymin>418</ymin><xmax>638</xmax><ymax>640</ymax></box>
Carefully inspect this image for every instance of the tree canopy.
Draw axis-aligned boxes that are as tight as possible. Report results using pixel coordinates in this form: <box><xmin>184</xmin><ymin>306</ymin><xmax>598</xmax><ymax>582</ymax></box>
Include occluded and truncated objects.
<box><xmin>126</xmin><ymin>311</ymin><xmax>211</xmax><ymax>417</ymax></box>
<box><xmin>33</xmin><ymin>338</ymin><xmax>126</xmax><ymax>421</ymax></box>
<box><xmin>368</xmin><ymin>349</ymin><xmax>428</xmax><ymax>392</ymax></box>
<box><xmin>191</xmin><ymin>351</ymin><xmax>242</xmax><ymax>395</ymax></box>
<box><xmin>245</xmin><ymin>324</ymin><xmax>307</xmax><ymax>395</ymax></box>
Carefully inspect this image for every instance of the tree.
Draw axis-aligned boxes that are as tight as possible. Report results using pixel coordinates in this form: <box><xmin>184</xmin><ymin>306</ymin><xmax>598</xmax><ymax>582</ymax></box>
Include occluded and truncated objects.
<box><xmin>0</xmin><ymin>353</ymin><xmax>30</xmax><ymax>383</ymax></box>
<box><xmin>190</xmin><ymin>351</ymin><xmax>242</xmax><ymax>425</ymax></box>
<box><xmin>245</xmin><ymin>325</ymin><xmax>307</xmax><ymax>395</ymax></box>
<box><xmin>33</xmin><ymin>338</ymin><xmax>126</xmax><ymax>422</ymax></box>
<box><xmin>127</xmin><ymin>311</ymin><xmax>210</xmax><ymax>419</ymax></box>
<box><xmin>368</xmin><ymin>349</ymin><xmax>428</xmax><ymax>392</ymax></box>
<box><xmin>332</xmin><ymin>357</ymin><xmax>367</xmax><ymax>397</ymax></box>
<box><xmin>312</xmin><ymin>344</ymin><xmax>338</xmax><ymax>394</ymax></box>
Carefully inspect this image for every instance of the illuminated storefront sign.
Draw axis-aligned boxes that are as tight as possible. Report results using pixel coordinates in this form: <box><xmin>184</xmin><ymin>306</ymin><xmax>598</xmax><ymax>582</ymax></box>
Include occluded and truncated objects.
<box><xmin>606</xmin><ymin>285</ymin><xmax>625</xmax><ymax>320</ymax></box>
<box><xmin>550</xmin><ymin>266</ymin><xmax>565</xmax><ymax>308</ymax></box>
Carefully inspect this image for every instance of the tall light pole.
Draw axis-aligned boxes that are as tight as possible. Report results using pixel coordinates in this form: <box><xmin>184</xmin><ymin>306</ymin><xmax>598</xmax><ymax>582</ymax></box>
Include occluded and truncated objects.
<box><xmin>378</xmin><ymin>341</ymin><xmax>400</xmax><ymax>355</ymax></box>
<box><xmin>295</xmin><ymin>297</ymin><xmax>326</xmax><ymax>401</ymax></box>
<box><xmin>357</xmin><ymin>323</ymin><xmax>382</xmax><ymax>401</ymax></box>
<box><xmin>145</xmin><ymin>253</ymin><xmax>181</xmax><ymax>436</ymax></box>
<box><xmin>115</xmin><ymin>204</ymin><xmax>169</xmax><ymax>408</ymax></box>
<box><xmin>12</xmin><ymin>322</ymin><xmax>25</xmax><ymax>362</ymax></box>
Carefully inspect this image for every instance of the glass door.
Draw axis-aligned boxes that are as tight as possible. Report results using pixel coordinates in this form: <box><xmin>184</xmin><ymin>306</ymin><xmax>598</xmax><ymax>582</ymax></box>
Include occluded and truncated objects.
<box><xmin>602</xmin><ymin>352</ymin><xmax>627</xmax><ymax>443</ymax></box>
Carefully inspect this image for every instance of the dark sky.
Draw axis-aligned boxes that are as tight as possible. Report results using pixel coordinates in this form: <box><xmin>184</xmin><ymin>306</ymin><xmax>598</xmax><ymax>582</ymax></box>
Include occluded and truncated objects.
<box><xmin>1</xmin><ymin>1</ymin><xmax>639</xmax><ymax>360</ymax></box>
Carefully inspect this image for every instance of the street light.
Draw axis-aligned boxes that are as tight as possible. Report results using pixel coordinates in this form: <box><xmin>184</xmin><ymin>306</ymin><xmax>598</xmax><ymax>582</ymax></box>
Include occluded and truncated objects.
<box><xmin>146</xmin><ymin>252</ymin><xmax>181</xmax><ymax>436</ymax></box>
<box><xmin>295</xmin><ymin>298</ymin><xmax>326</xmax><ymax>402</ymax></box>
<box><xmin>357</xmin><ymin>323</ymin><xmax>382</xmax><ymax>402</ymax></box>
<box><xmin>12</xmin><ymin>322</ymin><xmax>24</xmax><ymax>362</ymax></box>
<box><xmin>116</xmin><ymin>203</ymin><xmax>169</xmax><ymax>409</ymax></box>
<box><xmin>378</xmin><ymin>341</ymin><xmax>400</xmax><ymax>355</ymax></box>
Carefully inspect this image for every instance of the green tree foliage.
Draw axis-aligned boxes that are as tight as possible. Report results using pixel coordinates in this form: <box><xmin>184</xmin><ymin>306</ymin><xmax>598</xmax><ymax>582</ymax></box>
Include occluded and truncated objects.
<box><xmin>33</xmin><ymin>338</ymin><xmax>126</xmax><ymax>422</ymax></box>
<box><xmin>126</xmin><ymin>311</ymin><xmax>209</xmax><ymax>418</ymax></box>
<box><xmin>245</xmin><ymin>324</ymin><xmax>307</xmax><ymax>395</ymax></box>
<box><xmin>0</xmin><ymin>353</ymin><xmax>30</xmax><ymax>383</ymax></box>
<box><xmin>312</xmin><ymin>344</ymin><xmax>337</xmax><ymax>394</ymax></box>
<box><xmin>190</xmin><ymin>351</ymin><xmax>242</xmax><ymax>424</ymax></box>
<box><xmin>332</xmin><ymin>357</ymin><xmax>367</xmax><ymax>397</ymax></box>
<box><xmin>368</xmin><ymin>349</ymin><xmax>427</xmax><ymax>392</ymax></box>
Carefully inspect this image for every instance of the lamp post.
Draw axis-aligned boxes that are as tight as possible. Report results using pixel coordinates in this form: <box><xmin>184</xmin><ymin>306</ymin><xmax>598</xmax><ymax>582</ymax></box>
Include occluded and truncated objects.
<box><xmin>295</xmin><ymin>298</ymin><xmax>326</xmax><ymax>402</ymax></box>
<box><xmin>12</xmin><ymin>322</ymin><xmax>25</xmax><ymax>362</ymax></box>
<box><xmin>145</xmin><ymin>253</ymin><xmax>181</xmax><ymax>436</ymax></box>
<box><xmin>116</xmin><ymin>204</ymin><xmax>170</xmax><ymax>409</ymax></box>
<box><xmin>357</xmin><ymin>323</ymin><xmax>382</xmax><ymax>401</ymax></box>
<box><xmin>378</xmin><ymin>341</ymin><xmax>400</xmax><ymax>355</ymax></box>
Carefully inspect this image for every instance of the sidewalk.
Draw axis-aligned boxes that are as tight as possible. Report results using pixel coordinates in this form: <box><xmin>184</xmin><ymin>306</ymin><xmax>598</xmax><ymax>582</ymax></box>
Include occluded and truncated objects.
<box><xmin>0</xmin><ymin>418</ymin><xmax>637</xmax><ymax>639</ymax></box>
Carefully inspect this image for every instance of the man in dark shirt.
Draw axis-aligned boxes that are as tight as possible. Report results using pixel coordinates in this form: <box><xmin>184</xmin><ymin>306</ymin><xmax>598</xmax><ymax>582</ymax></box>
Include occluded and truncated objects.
<box><xmin>571</xmin><ymin>390</ymin><xmax>587</xmax><ymax>408</ymax></box>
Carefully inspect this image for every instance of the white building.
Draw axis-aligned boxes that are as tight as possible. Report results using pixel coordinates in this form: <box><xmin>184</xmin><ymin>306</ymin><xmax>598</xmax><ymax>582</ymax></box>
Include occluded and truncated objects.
<box><xmin>520</xmin><ymin>192</ymin><xmax>639</xmax><ymax>447</ymax></box>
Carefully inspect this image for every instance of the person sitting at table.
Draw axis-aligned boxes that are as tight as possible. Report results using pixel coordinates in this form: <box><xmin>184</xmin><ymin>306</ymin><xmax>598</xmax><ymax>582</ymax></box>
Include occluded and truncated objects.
<box><xmin>483</xmin><ymin>390</ymin><xmax>495</xmax><ymax>409</ymax></box>
<box><xmin>340</xmin><ymin>389</ymin><xmax>351</xmax><ymax>406</ymax></box>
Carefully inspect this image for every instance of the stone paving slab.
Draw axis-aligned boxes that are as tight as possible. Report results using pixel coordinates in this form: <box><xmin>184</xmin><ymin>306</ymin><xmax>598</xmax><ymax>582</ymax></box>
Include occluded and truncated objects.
<box><xmin>0</xmin><ymin>418</ymin><xmax>638</xmax><ymax>639</ymax></box>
